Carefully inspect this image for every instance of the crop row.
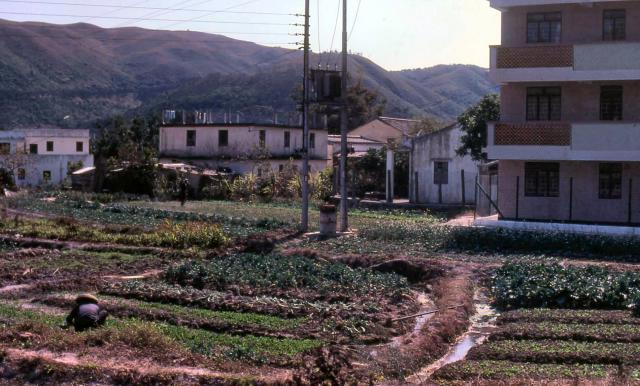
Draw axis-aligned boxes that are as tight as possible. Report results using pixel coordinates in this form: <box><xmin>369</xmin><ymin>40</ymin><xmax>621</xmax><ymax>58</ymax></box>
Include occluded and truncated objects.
<box><xmin>431</xmin><ymin>360</ymin><xmax>617</xmax><ymax>383</ymax></box>
<box><xmin>498</xmin><ymin>308</ymin><xmax>640</xmax><ymax>325</ymax></box>
<box><xmin>492</xmin><ymin>322</ymin><xmax>640</xmax><ymax>343</ymax></box>
<box><xmin>492</xmin><ymin>262</ymin><xmax>640</xmax><ymax>310</ymax></box>
<box><xmin>164</xmin><ymin>253</ymin><xmax>409</xmax><ymax>298</ymax></box>
<box><xmin>468</xmin><ymin>339</ymin><xmax>640</xmax><ymax>365</ymax></box>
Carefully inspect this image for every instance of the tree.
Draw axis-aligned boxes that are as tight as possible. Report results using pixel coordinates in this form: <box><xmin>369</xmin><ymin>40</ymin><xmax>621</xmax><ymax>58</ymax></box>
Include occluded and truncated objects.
<box><xmin>456</xmin><ymin>94</ymin><xmax>500</xmax><ymax>162</ymax></box>
<box><xmin>324</xmin><ymin>79</ymin><xmax>386</xmax><ymax>134</ymax></box>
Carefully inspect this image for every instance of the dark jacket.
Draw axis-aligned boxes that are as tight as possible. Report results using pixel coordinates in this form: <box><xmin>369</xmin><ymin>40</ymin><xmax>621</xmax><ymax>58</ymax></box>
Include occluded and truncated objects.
<box><xmin>66</xmin><ymin>302</ymin><xmax>108</xmax><ymax>331</ymax></box>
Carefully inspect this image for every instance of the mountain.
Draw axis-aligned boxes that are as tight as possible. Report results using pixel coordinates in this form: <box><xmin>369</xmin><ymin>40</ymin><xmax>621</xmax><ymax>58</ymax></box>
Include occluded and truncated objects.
<box><xmin>0</xmin><ymin>19</ymin><xmax>497</xmax><ymax>128</ymax></box>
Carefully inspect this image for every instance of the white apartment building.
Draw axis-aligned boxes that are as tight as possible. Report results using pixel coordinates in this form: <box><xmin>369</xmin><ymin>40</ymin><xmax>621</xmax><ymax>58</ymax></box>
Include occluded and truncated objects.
<box><xmin>0</xmin><ymin>129</ymin><xmax>93</xmax><ymax>187</ymax></box>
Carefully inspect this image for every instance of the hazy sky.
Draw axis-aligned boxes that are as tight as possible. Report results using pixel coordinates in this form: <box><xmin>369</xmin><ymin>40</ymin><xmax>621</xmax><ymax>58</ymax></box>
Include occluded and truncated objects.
<box><xmin>0</xmin><ymin>0</ymin><xmax>501</xmax><ymax>70</ymax></box>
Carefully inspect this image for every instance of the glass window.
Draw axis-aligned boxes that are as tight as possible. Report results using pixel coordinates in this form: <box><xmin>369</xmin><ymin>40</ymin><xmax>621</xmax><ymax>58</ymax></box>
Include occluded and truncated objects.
<box><xmin>76</xmin><ymin>141</ymin><xmax>84</xmax><ymax>152</ymax></box>
<box><xmin>525</xmin><ymin>162</ymin><xmax>560</xmax><ymax>197</ymax></box>
<box><xmin>259</xmin><ymin>130</ymin><xmax>266</xmax><ymax>147</ymax></box>
<box><xmin>219</xmin><ymin>130</ymin><xmax>228</xmax><ymax>147</ymax></box>
<box><xmin>284</xmin><ymin>131</ymin><xmax>291</xmax><ymax>148</ymax></box>
<box><xmin>309</xmin><ymin>133</ymin><xmax>316</xmax><ymax>149</ymax></box>
<box><xmin>434</xmin><ymin>161</ymin><xmax>449</xmax><ymax>185</ymax></box>
<box><xmin>603</xmin><ymin>10</ymin><xmax>626</xmax><ymax>41</ymax></box>
<box><xmin>599</xmin><ymin>163</ymin><xmax>622</xmax><ymax>199</ymax></box>
<box><xmin>527</xmin><ymin>87</ymin><xmax>561</xmax><ymax>121</ymax></box>
<box><xmin>600</xmin><ymin>86</ymin><xmax>623</xmax><ymax>121</ymax></box>
<box><xmin>42</xmin><ymin>170</ymin><xmax>51</xmax><ymax>182</ymax></box>
<box><xmin>527</xmin><ymin>12</ymin><xmax>562</xmax><ymax>43</ymax></box>
<box><xmin>29</xmin><ymin>144</ymin><xmax>38</xmax><ymax>154</ymax></box>
<box><xmin>46</xmin><ymin>141</ymin><xmax>54</xmax><ymax>152</ymax></box>
<box><xmin>0</xmin><ymin>143</ymin><xmax>10</xmax><ymax>155</ymax></box>
<box><xmin>186</xmin><ymin>130</ymin><xmax>196</xmax><ymax>147</ymax></box>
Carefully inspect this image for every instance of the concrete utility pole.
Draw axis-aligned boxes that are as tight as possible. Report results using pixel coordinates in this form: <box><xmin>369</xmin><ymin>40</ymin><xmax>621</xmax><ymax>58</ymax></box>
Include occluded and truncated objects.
<box><xmin>301</xmin><ymin>0</ymin><xmax>311</xmax><ymax>232</ymax></box>
<box><xmin>339</xmin><ymin>0</ymin><xmax>349</xmax><ymax>232</ymax></box>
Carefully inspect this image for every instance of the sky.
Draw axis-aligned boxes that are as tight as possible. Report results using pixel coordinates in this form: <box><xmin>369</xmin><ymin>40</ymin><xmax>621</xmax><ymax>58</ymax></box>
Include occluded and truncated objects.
<box><xmin>0</xmin><ymin>0</ymin><xmax>501</xmax><ymax>70</ymax></box>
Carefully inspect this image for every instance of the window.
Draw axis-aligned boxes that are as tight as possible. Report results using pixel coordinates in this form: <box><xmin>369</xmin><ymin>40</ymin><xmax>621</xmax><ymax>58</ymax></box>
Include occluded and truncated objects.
<box><xmin>42</xmin><ymin>170</ymin><xmax>51</xmax><ymax>183</ymax></box>
<box><xmin>219</xmin><ymin>130</ymin><xmax>228</xmax><ymax>147</ymax></box>
<box><xmin>76</xmin><ymin>141</ymin><xmax>84</xmax><ymax>152</ymax></box>
<box><xmin>525</xmin><ymin>162</ymin><xmax>560</xmax><ymax>197</ymax></box>
<box><xmin>46</xmin><ymin>141</ymin><xmax>53</xmax><ymax>152</ymax></box>
<box><xmin>186</xmin><ymin>130</ymin><xmax>196</xmax><ymax>147</ymax></box>
<box><xmin>279</xmin><ymin>164</ymin><xmax>284</xmax><ymax>172</ymax></box>
<box><xmin>309</xmin><ymin>133</ymin><xmax>316</xmax><ymax>149</ymax></box>
<box><xmin>29</xmin><ymin>144</ymin><xmax>38</xmax><ymax>154</ymax></box>
<box><xmin>434</xmin><ymin>161</ymin><xmax>449</xmax><ymax>185</ymax></box>
<box><xmin>259</xmin><ymin>130</ymin><xmax>266</xmax><ymax>147</ymax></box>
<box><xmin>603</xmin><ymin>10</ymin><xmax>625</xmax><ymax>41</ymax></box>
<box><xmin>284</xmin><ymin>131</ymin><xmax>290</xmax><ymax>148</ymax></box>
<box><xmin>600</xmin><ymin>86</ymin><xmax>623</xmax><ymax>121</ymax></box>
<box><xmin>599</xmin><ymin>163</ymin><xmax>622</xmax><ymax>199</ymax></box>
<box><xmin>527</xmin><ymin>12</ymin><xmax>562</xmax><ymax>43</ymax></box>
<box><xmin>0</xmin><ymin>143</ymin><xmax>10</xmax><ymax>155</ymax></box>
<box><xmin>527</xmin><ymin>87</ymin><xmax>561</xmax><ymax>121</ymax></box>
<box><xmin>17</xmin><ymin>168</ymin><xmax>25</xmax><ymax>181</ymax></box>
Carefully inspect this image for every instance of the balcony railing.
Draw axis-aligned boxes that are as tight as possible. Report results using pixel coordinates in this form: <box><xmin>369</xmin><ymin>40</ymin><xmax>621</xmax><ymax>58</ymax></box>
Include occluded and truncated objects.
<box><xmin>496</xmin><ymin>46</ymin><xmax>573</xmax><ymax>69</ymax></box>
<box><xmin>494</xmin><ymin>122</ymin><xmax>571</xmax><ymax>146</ymax></box>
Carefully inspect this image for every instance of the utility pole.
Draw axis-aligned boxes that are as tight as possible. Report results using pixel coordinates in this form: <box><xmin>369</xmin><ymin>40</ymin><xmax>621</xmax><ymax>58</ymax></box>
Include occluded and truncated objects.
<box><xmin>339</xmin><ymin>0</ymin><xmax>349</xmax><ymax>232</ymax></box>
<box><xmin>301</xmin><ymin>0</ymin><xmax>311</xmax><ymax>232</ymax></box>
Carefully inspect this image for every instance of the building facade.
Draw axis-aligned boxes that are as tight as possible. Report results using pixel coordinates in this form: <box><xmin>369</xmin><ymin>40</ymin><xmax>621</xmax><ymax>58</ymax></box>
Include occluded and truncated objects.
<box><xmin>159</xmin><ymin>124</ymin><xmax>329</xmax><ymax>175</ymax></box>
<box><xmin>410</xmin><ymin>124</ymin><xmax>478</xmax><ymax>205</ymax></box>
<box><xmin>487</xmin><ymin>0</ymin><xmax>640</xmax><ymax>224</ymax></box>
<box><xmin>0</xmin><ymin>129</ymin><xmax>93</xmax><ymax>188</ymax></box>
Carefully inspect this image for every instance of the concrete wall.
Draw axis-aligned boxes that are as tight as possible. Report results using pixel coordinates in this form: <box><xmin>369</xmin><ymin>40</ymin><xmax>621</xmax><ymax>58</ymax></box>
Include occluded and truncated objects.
<box><xmin>498</xmin><ymin>160</ymin><xmax>640</xmax><ymax>223</ymax></box>
<box><xmin>164</xmin><ymin>158</ymin><xmax>329</xmax><ymax>176</ymax></box>
<box><xmin>14</xmin><ymin>154</ymin><xmax>95</xmax><ymax>187</ymax></box>
<box><xmin>410</xmin><ymin>126</ymin><xmax>478</xmax><ymax>205</ymax></box>
<box><xmin>159</xmin><ymin>125</ymin><xmax>328</xmax><ymax>162</ymax></box>
<box><xmin>501</xmin><ymin>81</ymin><xmax>640</xmax><ymax>122</ymax></box>
<box><xmin>501</xmin><ymin>2</ymin><xmax>640</xmax><ymax>47</ymax></box>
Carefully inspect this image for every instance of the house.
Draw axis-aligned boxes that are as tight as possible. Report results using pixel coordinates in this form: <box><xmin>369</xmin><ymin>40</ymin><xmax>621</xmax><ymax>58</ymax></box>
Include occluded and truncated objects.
<box><xmin>486</xmin><ymin>0</ymin><xmax>640</xmax><ymax>224</ymax></box>
<box><xmin>0</xmin><ymin>129</ymin><xmax>93</xmax><ymax>187</ymax></box>
<box><xmin>159</xmin><ymin>123</ymin><xmax>329</xmax><ymax>175</ymax></box>
<box><xmin>409</xmin><ymin>124</ymin><xmax>478</xmax><ymax>205</ymax></box>
<box><xmin>348</xmin><ymin>117</ymin><xmax>420</xmax><ymax>144</ymax></box>
<box><xmin>327</xmin><ymin>134</ymin><xmax>385</xmax><ymax>159</ymax></box>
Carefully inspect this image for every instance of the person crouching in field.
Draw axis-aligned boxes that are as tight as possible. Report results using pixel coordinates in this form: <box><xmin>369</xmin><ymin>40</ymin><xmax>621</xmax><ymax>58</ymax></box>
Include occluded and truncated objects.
<box><xmin>64</xmin><ymin>294</ymin><xmax>108</xmax><ymax>332</ymax></box>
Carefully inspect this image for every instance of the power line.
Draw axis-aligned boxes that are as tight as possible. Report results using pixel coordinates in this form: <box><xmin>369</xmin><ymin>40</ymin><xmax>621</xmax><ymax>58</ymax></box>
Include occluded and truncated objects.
<box><xmin>160</xmin><ymin>0</ymin><xmax>264</xmax><ymax>30</ymax></box>
<box><xmin>0</xmin><ymin>0</ymin><xmax>297</xmax><ymax>16</ymax></box>
<box><xmin>329</xmin><ymin>0</ymin><xmax>340</xmax><ymax>54</ymax></box>
<box><xmin>0</xmin><ymin>10</ymin><xmax>293</xmax><ymax>26</ymax></box>
<box><xmin>82</xmin><ymin>0</ymin><xmax>152</xmax><ymax>25</ymax></box>
<box><xmin>316</xmin><ymin>0</ymin><xmax>321</xmax><ymax>60</ymax></box>
<box><xmin>348</xmin><ymin>0</ymin><xmax>362</xmax><ymax>41</ymax></box>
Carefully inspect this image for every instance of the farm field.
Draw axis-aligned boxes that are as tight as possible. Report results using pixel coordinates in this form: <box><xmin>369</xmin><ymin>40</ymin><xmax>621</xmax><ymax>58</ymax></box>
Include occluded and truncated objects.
<box><xmin>1</xmin><ymin>192</ymin><xmax>640</xmax><ymax>385</ymax></box>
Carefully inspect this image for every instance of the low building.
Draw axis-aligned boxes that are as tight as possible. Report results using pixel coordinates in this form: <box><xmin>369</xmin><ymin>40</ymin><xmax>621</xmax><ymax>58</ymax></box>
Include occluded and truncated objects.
<box><xmin>348</xmin><ymin>117</ymin><xmax>420</xmax><ymax>144</ymax></box>
<box><xmin>0</xmin><ymin>129</ymin><xmax>93</xmax><ymax>187</ymax></box>
<box><xmin>409</xmin><ymin>124</ymin><xmax>479</xmax><ymax>205</ymax></box>
<box><xmin>327</xmin><ymin>134</ymin><xmax>385</xmax><ymax>158</ymax></box>
<box><xmin>159</xmin><ymin>123</ymin><xmax>329</xmax><ymax>175</ymax></box>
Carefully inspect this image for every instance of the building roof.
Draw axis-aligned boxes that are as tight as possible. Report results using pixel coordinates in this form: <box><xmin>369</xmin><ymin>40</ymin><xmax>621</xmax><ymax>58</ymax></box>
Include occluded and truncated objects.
<box><xmin>327</xmin><ymin>134</ymin><xmax>384</xmax><ymax>145</ymax></box>
<box><xmin>378</xmin><ymin>117</ymin><xmax>420</xmax><ymax>136</ymax></box>
<box><xmin>0</xmin><ymin>128</ymin><xmax>90</xmax><ymax>138</ymax></box>
<box><xmin>161</xmin><ymin>123</ymin><xmax>324</xmax><ymax>131</ymax></box>
<box><xmin>412</xmin><ymin>123</ymin><xmax>459</xmax><ymax>143</ymax></box>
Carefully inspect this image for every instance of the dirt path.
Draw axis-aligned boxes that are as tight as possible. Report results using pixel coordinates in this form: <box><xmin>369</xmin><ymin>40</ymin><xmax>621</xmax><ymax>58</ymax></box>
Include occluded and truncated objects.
<box><xmin>2</xmin><ymin>348</ymin><xmax>292</xmax><ymax>384</ymax></box>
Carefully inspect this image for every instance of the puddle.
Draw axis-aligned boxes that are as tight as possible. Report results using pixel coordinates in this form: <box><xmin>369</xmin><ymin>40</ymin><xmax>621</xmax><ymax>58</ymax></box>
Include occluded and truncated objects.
<box><xmin>407</xmin><ymin>289</ymin><xmax>498</xmax><ymax>384</ymax></box>
<box><xmin>390</xmin><ymin>291</ymin><xmax>435</xmax><ymax>347</ymax></box>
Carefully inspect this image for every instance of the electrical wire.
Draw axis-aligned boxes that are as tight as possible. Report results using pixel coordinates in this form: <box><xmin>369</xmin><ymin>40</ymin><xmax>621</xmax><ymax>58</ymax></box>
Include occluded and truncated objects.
<box><xmin>160</xmin><ymin>0</ymin><xmax>264</xmax><ymax>30</ymax></box>
<box><xmin>328</xmin><ymin>0</ymin><xmax>340</xmax><ymax>54</ymax></box>
<box><xmin>348</xmin><ymin>0</ymin><xmax>362</xmax><ymax>41</ymax></box>
<box><xmin>316</xmin><ymin>0</ymin><xmax>321</xmax><ymax>63</ymax></box>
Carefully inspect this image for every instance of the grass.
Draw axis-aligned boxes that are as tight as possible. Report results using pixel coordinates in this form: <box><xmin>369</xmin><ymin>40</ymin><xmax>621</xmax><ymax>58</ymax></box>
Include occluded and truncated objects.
<box><xmin>431</xmin><ymin>360</ymin><xmax>616</xmax><ymax>382</ymax></box>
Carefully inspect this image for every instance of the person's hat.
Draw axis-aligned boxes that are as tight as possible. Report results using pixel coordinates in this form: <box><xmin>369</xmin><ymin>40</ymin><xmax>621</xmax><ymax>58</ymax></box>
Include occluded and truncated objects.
<box><xmin>75</xmin><ymin>294</ymin><xmax>99</xmax><ymax>304</ymax></box>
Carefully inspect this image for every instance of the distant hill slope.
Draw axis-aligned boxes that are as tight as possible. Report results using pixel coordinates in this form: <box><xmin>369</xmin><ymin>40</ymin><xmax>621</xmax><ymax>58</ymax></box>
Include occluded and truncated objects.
<box><xmin>0</xmin><ymin>19</ymin><xmax>497</xmax><ymax>128</ymax></box>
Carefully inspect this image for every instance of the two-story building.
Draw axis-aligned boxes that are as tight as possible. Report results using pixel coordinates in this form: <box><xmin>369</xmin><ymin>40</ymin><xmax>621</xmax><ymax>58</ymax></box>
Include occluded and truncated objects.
<box><xmin>487</xmin><ymin>0</ymin><xmax>640</xmax><ymax>224</ymax></box>
<box><xmin>159</xmin><ymin>124</ymin><xmax>329</xmax><ymax>175</ymax></box>
<box><xmin>0</xmin><ymin>129</ymin><xmax>93</xmax><ymax>188</ymax></box>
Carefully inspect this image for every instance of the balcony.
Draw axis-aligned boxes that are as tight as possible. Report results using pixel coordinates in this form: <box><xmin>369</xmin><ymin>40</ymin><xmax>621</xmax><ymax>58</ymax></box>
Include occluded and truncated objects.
<box><xmin>490</xmin><ymin>0</ymin><xmax>623</xmax><ymax>10</ymax></box>
<box><xmin>490</xmin><ymin>42</ymin><xmax>640</xmax><ymax>83</ymax></box>
<box><xmin>486</xmin><ymin>122</ymin><xmax>640</xmax><ymax>161</ymax></box>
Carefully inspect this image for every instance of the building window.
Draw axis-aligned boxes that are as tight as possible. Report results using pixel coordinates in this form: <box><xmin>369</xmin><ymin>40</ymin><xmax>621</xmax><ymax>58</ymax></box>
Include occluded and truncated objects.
<box><xmin>76</xmin><ymin>141</ymin><xmax>84</xmax><ymax>152</ymax></box>
<box><xmin>525</xmin><ymin>162</ymin><xmax>560</xmax><ymax>197</ymax></box>
<box><xmin>599</xmin><ymin>163</ymin><xmax>622</xmax><ymax>199</ymax></box>
<box><xmin>527</xmin><ymin>87</ymin><xmax>561</xmax><ymax>121</ymax></box>
<box><xmin>434</xmin><ymin>161</ymin><xmax>449</xmax><ymax>185</ymax></box>
<box><xmin>527</xmin><ymin>12</ymin><xmax>562</xmax><ymax>43</ymax></box>
<box><xmin>284</xmin><ymin>131</ymin><xmax>290</xmax><ymax>148</ymax></box>
<box><xmin>29</xmin><ymin>144</ymin><xmax>38</xmax><ymax>154</ymax></box>
<box><xmin>600</xmin><ymin>86</ymin><xmax>623</xmax><ymax>121</ymax></box>
<box><xmin>309</xmin><ymin>133</ymin><xmax>316</xmax><ymax>149</ymax></box>
<box><xmin>279</xmin><ymin>164</ymin><xmax>284</xmax><ymax>172</ymax></box>
<box><xmin>17</xmin><ymin>168</ymin><xmax>25</xmax><ymax>180</ymax></box>
<box><xmin>46</xmin><ymin>141</ymin><xmax>54</xmax><ymax>152</ymax></box>
<box><xmin>0</xmin><ymin>143</ymin><xmax>10</xmax><ymax>155</ymax></box>
<box><xmin>603</xmin><ymin>10</ymin><xmax>625</xmax><ymax>41</ymax></box>
<box><xmin>42</xmin><ymin>170</ymin><xmax>51</xmax><ymax>183</ymax></box>
<box><xmin>186</xmin><ymin>130</ymin><xmax>196</xmax><ymax>147</ymax></box>
<box><xmin>259</xmin><ymin>130</ymin><xmax>266</xmax><ymax>147</ymax></box>
<box><xmin>219</xmin><ymin>130</ymin><xmax>229</xmax><ymax>147</ymax></box>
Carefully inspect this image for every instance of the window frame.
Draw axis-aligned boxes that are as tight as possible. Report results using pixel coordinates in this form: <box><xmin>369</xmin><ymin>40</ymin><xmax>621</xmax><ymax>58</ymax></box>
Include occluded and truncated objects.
<box><xmin>599</xmin><ymin>163</ymin><xmax>623</xmax><ymax>200</ymax></box>
<box><xmin>433</xmin><ymin>161</ymin><xmax>449</xmax><ymax>185</ymax></box>
<box><xmin>17</xmin><ymin>168</ymin><xmax>26</xmax><ymax>181</ymax></box>
<box><xmin>42</xmin><ymin>170</ymin><xmax>51</xmax><ymax>183</ymax></box>
<box><xmin>259</xmin><ymin>130</ymin><xmax>266</xmax><ymax>148</ymax></box>
<box><xmin>309</xmin><ymin>133</ymin><xmax>316</xmax><ymax>149</ymax></box>
<box><xmin>186</xmin><ymin>130</ymin><xmax>197</xmax><ymax>147</ymax></box>
<box><xmin>525</xmin><ymin>162</ymin><xmax>560</xmax><ymax>197</ymax></box>
<box><xmin>600</xmin><ymin>85</ymin><xmax>623</xmax><ymax>121</ymax></box>
<box><xmin>526</xmin><ymin>87</ymin><xmax>562</xmax><ymax>121</ymax></box>
<box><xmin>218</xmin><ymin>130</ymin><xmax>229</xmax><ymax>147</ymax></box>
<box><xmin>603</xmin><ymin>9</ymin><xmax>626</xmax><ymax>41</ymax></box>
<box><xmin>527</xmin><ymin>12</ymin><xmax>562</xmax><ymax>44</ymax></box>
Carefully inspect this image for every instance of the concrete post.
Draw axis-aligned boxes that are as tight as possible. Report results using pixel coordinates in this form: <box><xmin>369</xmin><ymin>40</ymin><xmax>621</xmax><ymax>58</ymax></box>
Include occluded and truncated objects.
<box><xmin>386</xmin><ymin>148</ymin><xmax>394</xmax><ymax>203</ymax></box>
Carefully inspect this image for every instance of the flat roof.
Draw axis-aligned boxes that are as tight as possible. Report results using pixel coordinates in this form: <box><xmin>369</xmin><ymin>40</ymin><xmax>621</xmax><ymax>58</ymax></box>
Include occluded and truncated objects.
<box><xmin>161</xmin><ymin>123</ymin><xmax>326</xmax><ymax>131</ymax></box>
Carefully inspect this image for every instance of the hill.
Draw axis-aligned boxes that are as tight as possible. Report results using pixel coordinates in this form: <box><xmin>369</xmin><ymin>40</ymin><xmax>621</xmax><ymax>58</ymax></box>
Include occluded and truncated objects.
<box><xmin>0</xmin><ymin>19</ymin><xmax>497</xmax><ymax>128</ymax></box>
